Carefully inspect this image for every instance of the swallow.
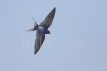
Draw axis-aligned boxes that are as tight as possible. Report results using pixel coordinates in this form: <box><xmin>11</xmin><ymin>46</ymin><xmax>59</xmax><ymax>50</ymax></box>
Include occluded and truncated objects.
<box><xmin>26</xmin><ymin>7</ymin><xmax>56</xmax><ymax>55</ymax></box>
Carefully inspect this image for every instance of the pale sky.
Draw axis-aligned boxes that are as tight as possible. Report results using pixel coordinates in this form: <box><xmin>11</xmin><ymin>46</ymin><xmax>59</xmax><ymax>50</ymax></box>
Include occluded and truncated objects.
<box><xmin>0</xmin><ymin>0</ymin><xmax>107</xmax><ymax>71</ymax></box>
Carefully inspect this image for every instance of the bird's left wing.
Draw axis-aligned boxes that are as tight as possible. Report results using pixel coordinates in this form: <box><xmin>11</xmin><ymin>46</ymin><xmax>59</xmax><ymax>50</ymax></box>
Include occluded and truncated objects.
<box><xmin>34</xmin><ymin>29</ymin><xmax>45</xmax><ymax>55</ymax></box>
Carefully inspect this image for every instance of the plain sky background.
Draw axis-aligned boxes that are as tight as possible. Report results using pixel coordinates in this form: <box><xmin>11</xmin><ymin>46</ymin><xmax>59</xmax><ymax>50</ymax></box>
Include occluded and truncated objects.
<box><xmin>0</xmin><ymin>0</ymin><xmax>107</xmax><ymax>71</ymax></box>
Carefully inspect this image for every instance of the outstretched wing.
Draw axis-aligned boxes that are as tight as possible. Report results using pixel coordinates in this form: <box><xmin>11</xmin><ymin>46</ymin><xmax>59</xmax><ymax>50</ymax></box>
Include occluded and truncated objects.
<box><xmin>34</xmin><ymin>29</ymin><xmax>45</xmax><ymax>55</ymax></box>
<box><xmin>39</xmin><ymin>7</ymin><xmax>56</xmax><ymax>28</ymax></box>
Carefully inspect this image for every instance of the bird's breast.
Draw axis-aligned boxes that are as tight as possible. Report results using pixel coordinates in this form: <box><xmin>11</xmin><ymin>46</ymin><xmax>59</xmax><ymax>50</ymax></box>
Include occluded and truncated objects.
<box><xmin>38</xmin><ymin>27</ymin><xmax>47</xmax><ymax>33</ymax></box>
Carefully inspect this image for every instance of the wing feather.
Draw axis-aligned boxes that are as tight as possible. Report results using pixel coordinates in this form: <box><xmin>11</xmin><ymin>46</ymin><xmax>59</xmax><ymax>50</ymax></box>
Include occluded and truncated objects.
<box><xmin>34</xmin><ymin>29</ymin><xmax>45</xmax><ymax>55</ymax></box>
<box><xmin>39</xmin><ymin>7</ymin><xmax>56</xmax><ymax>28</ymax></box>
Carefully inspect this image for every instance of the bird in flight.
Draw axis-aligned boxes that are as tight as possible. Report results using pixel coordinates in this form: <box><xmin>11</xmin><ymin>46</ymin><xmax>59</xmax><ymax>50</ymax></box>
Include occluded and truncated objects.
<box><xmin>26</xmin><ymin>7</ymin><xmax>56</xmax><ymax>55</ymax></box>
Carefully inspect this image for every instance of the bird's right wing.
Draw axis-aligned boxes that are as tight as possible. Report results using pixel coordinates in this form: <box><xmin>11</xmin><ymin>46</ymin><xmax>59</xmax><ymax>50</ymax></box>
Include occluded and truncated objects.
<box><xmin>39</xmin><ymin>7</ymin><xmax>56</xmax><ymax>28</ymax></box>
